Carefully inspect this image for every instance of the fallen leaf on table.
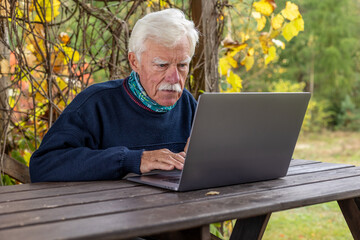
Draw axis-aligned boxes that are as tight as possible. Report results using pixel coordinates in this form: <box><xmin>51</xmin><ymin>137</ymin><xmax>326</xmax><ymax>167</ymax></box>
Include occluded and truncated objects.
<box><xmin>206</xmin><ymin>191</ymin><xmax>220</xmax><ymax>196</ymax></box>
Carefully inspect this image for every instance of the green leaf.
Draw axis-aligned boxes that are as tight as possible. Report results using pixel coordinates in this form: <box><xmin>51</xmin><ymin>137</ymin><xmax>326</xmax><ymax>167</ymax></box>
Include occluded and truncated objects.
<box><xmin>1</xmin><ymin>174</ymin><xmax>16</xmax><ymax>186</ymax></box>
<box><xmin>10</xmin><ymin>150</ymin><xmax>27</xmax><ymax>165</ymax></box>
<box><xmin>210</xmin><ymin>224</ymin><xmax>224</xmax><ymax>238</ymax></box>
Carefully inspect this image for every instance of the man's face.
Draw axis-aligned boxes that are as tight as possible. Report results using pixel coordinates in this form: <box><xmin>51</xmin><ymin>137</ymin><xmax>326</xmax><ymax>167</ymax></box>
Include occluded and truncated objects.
<box><xmin>128</xmin><ymin>37</ymin><xmax>191</xmax><ymax>107</ymax></box>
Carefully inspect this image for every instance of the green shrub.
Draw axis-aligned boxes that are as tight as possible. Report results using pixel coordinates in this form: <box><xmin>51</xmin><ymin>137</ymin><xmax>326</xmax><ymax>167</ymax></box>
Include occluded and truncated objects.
<box><xmin>336</xmin><ymin>95</ymin><xmax>360</xmax><ymax>131</ymax></box>
<box><xmin>269</xmin><ymin>80</ymin><xmax>332</xmax><ymax>132</ymax></box>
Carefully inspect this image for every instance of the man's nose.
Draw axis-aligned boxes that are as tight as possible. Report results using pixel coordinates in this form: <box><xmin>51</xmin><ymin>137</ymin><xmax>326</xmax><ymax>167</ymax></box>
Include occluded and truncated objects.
<box><xmin>166</xmin><ymin>65</ymin><xmax>180</xmax><ymax>84</ymax></box>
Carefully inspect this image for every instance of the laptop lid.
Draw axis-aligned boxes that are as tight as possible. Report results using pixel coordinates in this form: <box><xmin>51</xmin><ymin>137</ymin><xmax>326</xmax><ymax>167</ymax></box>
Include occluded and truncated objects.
<box><xmin>127</xmin><ymin>92</ymin><xmax>311</xmax><ymax>191</ymax></box>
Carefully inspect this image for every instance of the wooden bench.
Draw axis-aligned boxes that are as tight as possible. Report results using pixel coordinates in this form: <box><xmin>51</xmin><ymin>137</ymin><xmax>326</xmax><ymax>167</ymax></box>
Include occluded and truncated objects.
<box><xmin>1</xmin><ymin>153</ymin><xmax>30</xmax><ymax>183</ymax></box>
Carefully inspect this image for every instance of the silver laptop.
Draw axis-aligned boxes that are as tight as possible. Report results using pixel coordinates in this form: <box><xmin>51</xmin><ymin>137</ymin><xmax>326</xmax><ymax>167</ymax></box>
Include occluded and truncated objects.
<box><xmin>127</xmin><ymin>92</ymin><xmax>311</xmax><ymax>191</ymax></box>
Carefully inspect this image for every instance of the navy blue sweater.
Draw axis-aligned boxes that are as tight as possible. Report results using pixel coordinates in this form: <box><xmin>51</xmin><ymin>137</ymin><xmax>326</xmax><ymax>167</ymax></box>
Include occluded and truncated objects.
<box><xmin>29</xmin><ymin>78</ymin><xmax>197</xmax><ymax>182</ymax></box>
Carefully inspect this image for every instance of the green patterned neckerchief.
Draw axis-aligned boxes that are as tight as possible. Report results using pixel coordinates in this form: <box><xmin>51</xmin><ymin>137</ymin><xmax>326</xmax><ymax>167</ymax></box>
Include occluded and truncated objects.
<box><xmin>127</xmin><ymin>71</ymin><xmax>177</xmax><ymax>113</ymax></box>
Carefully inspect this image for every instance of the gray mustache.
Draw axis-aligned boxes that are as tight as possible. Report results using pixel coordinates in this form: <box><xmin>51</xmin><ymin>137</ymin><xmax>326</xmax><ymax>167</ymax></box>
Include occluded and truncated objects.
<box><xmin>158</xmin><ymin>83</ymin><xmax>182</xmax><ymax>92</ymax></box>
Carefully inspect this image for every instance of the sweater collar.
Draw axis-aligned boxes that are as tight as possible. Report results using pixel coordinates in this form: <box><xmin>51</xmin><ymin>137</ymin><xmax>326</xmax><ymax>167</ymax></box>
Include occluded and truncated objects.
<box><xmin>127</xmin><ymin>71</ymin><xmax>177</xmax><ymax>113</ymax></box>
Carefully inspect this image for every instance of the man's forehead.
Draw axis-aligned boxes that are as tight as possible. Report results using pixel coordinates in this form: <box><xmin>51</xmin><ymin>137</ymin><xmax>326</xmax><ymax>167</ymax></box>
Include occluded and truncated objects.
<box><xmin>152</xmin><ymin>56</ymin><xmax>191</xmax><ymax>64</ymax></box>
<box><xmin>144</xmin><ymin>37</ymin><xmax>191</xmax><ymax>61</ymax></box>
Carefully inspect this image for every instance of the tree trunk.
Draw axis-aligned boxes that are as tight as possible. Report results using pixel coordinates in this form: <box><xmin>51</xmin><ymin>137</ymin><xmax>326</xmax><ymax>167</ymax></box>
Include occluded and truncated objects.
<box><xmin>0</xmin><ymin>0</ymin><xmax>11</xmax><ymax>178</ymax></box>
<box><xmin>191</xmin><ymin>0</ymin><xmax>220</xmax><ymax>99</ymax></box>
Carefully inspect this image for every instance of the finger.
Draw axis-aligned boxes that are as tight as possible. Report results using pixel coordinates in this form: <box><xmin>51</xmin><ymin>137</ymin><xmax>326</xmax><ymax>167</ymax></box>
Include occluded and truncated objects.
<box><xmin>172</xmin><ymin>152</ymin><xmax>185</xmax><ymax>164</ymax></box>
<box><xmin>179</xmin><ymin>151</ymin><xmax>186</xmax><ymax>158</ymax></box>
<box><xmin>184</xmin><ymin>138</ymin><xmax>190</xmax><ymax>152</ymax></box>
<box><xmin>167</xmin><ymin>156</ymin><xmax>184</xmax><ymax>170</ymax></box>
<box><xmin>141</xmin><ymin>160</ymin><xmax>174</xmax><ymax>173</ymax></box>
<box><xmin>153</xmin><ymin>153</ymin><xmax>184</xmax><ymax>170</ymax></box>
<box><xmin>156</xmin><ymin>149</ymin><xmax>185</xmax><ymax>165</ymax></box>
<box><xmin>153</xmin><ymin>161</ymin><xmax>175</xmax><ymax>171</ymax></box>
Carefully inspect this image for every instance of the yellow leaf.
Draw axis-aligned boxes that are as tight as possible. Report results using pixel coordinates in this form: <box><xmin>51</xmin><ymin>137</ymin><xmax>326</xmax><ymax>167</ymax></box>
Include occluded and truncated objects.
<box><xmin>270</xmin><ymin>28</ymin><xmax>281</xmax><ymax>39</ymax></box>
<box><xmin>33</xmin><ymin>79</ymin><xmax>48</xmax><ymax>93</ymax></box>
<box><xmin>23</xmin><ymin>150</ymin><xmax>32</xmax><ymax>166</ymax></box>
<box><xmin>57</xmin><ymin>99</ymin><xmax>67</xmax><ymax>111</ymax></box>
<box><xmin>7</xmin><ymin>89</ymin><xmax>20</xmax><ymax>108</ymax></box>
<box><xmin>282</xmin><ymin>18</ymin><xmax>303</xmax><ymax>41</ymax></box>
<box><xmin>265</xmin><ymin>46</ymin><xmax>276</xmax><ymax>65</ymax></box>
<box><xmin>226</xmin><ymin>53</ymin><xmax>238</xmax><ymax>68</ymax></box>
<box><xmin>294</xmin><ymin>16</ymin><xmax>304</xmax><ymax>32</ymax></box>
<box><xmin>239</xmin><ymin>32</ymin><xmax>250</xmax><ymax>42</ymax></box>
<box><xmin>26</xmin><ymin>43</ymin><xmax>36</xmax><ymax>54</ymax></box>
<box><xmin>230</xmin><ymin>43</ymin><xmax>248</xmax><ymax>57</ymax></box>
<box><xmin>219</xmin><ymin>57</ymin><xmax>231</xmax><ymax>76</ymax></box>
<box><xmin>271</xmin><ymin>14</ymin><xmax>284</xmax><ymax>30</ymax></box>
<box><xmin>226</xmin><ymin>71</ymin><xmax>242</xmax><ymax>92</ymax></box>
<box><xmin>241</xmin><ymin>55</ymin><xmax>254</xmax><ymax>71</ymax></box>
<box><xmin>256</xmin><ymin>15</ymin><xmax>267</xmax><ymax>31</ymax></box>
<box><xmin>56</xmin><ymin>77</ymin><xmax>68</xmax><ymax>91</ymax></box>
<box><xmin>205</xmin><ymin>191</ymin><xmax>220</xmax><ymax>196</ymax></box>
<box><xmin>282</xmin><ymin>21</ymin><xmax>296</xmax><ymax>41</ymax></box>
<box><xmin>252</xmin><ymin>11</ymin><xmax>266</xmax><ymax>31</ymax></box>
<box><xmin>34</xmin><ymin>0</ymin><xmax>61</xmax><ymax>22</ymax></box>
<box><xmin>59</xmin><ymin>44</ymin><xmax>80</xmax><ymax>64</ymax></box>
<box><xmin>147</xmin><ymin>0</ymin><xmax>154</xmax><ymax>7</ymax></box>
<box><xmin>8</xmin><ymin>97</ymin><xmax>16</xmax><ymax>109</ymax></box>
<box><xmin>25</xmin><ymin>33</ymin><xmax>46</xmax><ymax>63</ymax></box>
<box><xmin>159</xmin><ymin>0</ymin><xmax>169</xmax><ymax>8</ymax></box>
<box><xmin>253</xmin><ymin>0</ymin><xmax>275</xmax><ymax>16</ymax></box>
<box><xmin>70</xmin><ymin>89</ymin><xmax>78</xmax><ymax>97</ymax></box>
<box><xmin>259</xmin><ymin>33</ymin><xmax>271</xmax><ymax>54</ymax></box>
<box><xmin>35</xmin><ymin>92</ymin><xmax>46</xmax><ymax>102</ymax></box>
<box><xmin>281</xmin><ymin>1</ymin><xmax>301</xmax><ymax>21</ymax></box>
<box><xmin>248</xmin><ymin>47</ymin><xmax>255</xmax><ymax>56</ymax></box>
<box><xmin>14</xmin><ymin>5</ymin><xmax>24</xmax><ymax>20</ymax></box>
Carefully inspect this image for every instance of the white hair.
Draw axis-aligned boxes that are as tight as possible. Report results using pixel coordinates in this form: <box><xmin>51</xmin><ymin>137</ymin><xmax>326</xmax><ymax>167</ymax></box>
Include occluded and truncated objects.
<box><xmin>128</xmin><ymin>8</ymin><xmax>199</xmax><ymax>61</ymax></box>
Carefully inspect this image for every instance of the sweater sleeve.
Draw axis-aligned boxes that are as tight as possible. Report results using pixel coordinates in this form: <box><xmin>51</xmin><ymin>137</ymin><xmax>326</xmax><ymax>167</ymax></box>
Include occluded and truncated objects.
<box><xmin>29</xmin><ymin>111</ymin><xmax>143</xmax><ymax>182</ymax></box>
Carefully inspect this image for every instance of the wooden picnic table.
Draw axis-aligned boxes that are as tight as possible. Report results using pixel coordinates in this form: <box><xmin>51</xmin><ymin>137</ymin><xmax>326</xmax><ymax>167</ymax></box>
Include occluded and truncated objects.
<box><xmin>0</xmin><ymin>159</ymin><xmax>360</xmax><ymax>240</ymax></box>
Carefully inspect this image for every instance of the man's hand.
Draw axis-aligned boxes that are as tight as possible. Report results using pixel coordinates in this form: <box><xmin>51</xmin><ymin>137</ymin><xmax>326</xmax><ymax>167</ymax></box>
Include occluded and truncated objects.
<box><xmin>140</xmin><ymin>149</ymin><xmax>185</xmax><ymax>173</ymax></box>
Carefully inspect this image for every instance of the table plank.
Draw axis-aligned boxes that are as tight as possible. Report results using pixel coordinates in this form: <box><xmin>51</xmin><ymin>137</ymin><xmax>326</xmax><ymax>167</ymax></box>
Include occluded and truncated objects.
<box><xmin>287</xmin><ymin>161</ymin><xmax>353</xmax><ymax>175</ymax></box>
<box><xmin>0</xmin><ymin>180</ymin><xmax>139</xmax><ymax>203</ymax></box>
<box><xmin>0</xmin><ymin>182</ymin><xmax>95</xmax><ymax>194</ymax></box>
<box><xmin>289</xmin><ymin>159</ymin><xmax>319</xmax><ymax>166</ymax></box>
<box><xmin>0</xmin><ymin>185</ymin><xmax>165</xmax><ymax>214</ymax></box>
<box><xmin>1</xmin><ymin>174</ymin><xmax>360</xmax><ymax>240</ymax></box>
<box><xmin>1</xmin><ymin>166</ymin><xmax>360</xmax><ymax>231</ymax></box>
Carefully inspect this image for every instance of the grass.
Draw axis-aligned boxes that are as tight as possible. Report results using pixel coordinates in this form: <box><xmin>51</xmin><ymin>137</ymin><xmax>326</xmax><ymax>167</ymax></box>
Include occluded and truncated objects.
<box><xmin>293</xmin><ymin>131</ymin><xmax>360</xmax><ymax>166</ymax></box>
<box><xmin>262</xmin><ymin>131</ymin><xmax>360</xmax><ymax>240</ymax></box>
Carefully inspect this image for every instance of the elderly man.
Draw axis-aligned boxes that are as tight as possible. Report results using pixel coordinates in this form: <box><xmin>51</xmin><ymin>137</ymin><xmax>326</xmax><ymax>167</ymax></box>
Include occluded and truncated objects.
<box><xmin>29</xmin><ymin>8</ymin><xmax>199</xmax><ymax>182</ymax></box>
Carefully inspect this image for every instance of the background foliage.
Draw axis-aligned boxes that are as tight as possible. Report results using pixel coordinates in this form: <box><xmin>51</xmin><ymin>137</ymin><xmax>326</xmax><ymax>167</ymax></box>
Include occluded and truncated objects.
<box><xmin>267</xmin><ymin>0</ymin><xmax>360</xmax><ymax>129</ymax></box>
<box><xmin>0</xmin><ymin>0</ymin><xmax>359</xmax><ymax>183</ymax></box>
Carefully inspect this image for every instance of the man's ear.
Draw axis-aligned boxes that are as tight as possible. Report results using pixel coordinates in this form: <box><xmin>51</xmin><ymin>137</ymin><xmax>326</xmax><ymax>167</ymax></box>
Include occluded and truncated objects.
<box><xmin>128</xmin><ymin>52</ymin><xmax>139</xmax><ymax>72</ymax></box>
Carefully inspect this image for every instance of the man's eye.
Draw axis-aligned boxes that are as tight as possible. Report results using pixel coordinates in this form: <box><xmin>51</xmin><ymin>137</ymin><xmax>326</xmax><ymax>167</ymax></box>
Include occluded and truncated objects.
<box><xmin>158</xmin><ymin>64</ymin><xmax>167</xmax><ymax>68</ymax></box>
